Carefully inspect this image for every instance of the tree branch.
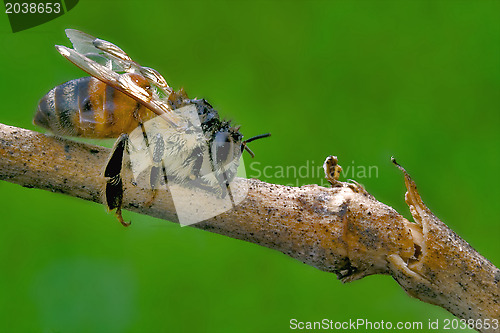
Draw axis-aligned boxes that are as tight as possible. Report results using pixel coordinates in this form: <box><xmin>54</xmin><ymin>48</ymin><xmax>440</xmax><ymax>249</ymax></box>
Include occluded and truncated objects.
<box><xmin>0</xmin><ymin>122</ymin><xmax>498</xmax><ymax>332</ymax></box>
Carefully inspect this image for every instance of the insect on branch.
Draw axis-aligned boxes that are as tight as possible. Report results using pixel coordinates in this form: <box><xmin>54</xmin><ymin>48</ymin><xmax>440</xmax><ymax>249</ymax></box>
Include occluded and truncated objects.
<box><xmin>0</xmin><ymin>123</ymin><xmax>498</xmax><ymax>332</ymax></box>
<box><xmin>2</xmin><ymin>29</ymin><xmax>499</xmax><ymax>333</ymax></box>
<box><xmin>35</xmin><ymin>29</ymin><xmax>271</xmax><ymax>227</ymax></box>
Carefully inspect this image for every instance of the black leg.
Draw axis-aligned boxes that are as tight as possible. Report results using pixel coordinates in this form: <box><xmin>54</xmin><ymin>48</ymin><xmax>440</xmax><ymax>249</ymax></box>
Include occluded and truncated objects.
<box><xmin>161</xmin><ymin>160</ymin><xmax>169</xmax><ymax>186</ymax></box>
<box><xmin>139</xmin><ymin>122</ymin><xmax>150</xmax><ymax>146</ymax></box>
<box><xmin>144</xmin><ymin>160</ymin><xmax>170</xmax><ymax>208</ymax></box>
<box><xmin>104</xmin><ymin>134</ymin><xmax>130</xmax><ymax>227</ymax></box>
<box><xmin>207</xmin><ymin>143</ymin><xmax>235</xmax><ymax>206</ymax></box>
<box><xmin>222</xmin><ymin>169</ymin><xmax>235</xmax><ymax>207</ymax></box>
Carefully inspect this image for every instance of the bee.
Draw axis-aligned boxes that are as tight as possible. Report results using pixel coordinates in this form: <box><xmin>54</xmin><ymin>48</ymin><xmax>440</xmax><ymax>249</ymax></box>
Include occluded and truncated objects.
<box><xmin>34</xmin><ymin>29</ymin><xmax>270</xmax><ymax>226</ymax></box>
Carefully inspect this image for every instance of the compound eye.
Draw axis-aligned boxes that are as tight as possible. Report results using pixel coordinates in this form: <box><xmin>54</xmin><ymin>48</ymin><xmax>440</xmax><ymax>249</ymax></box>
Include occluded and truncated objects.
<box><xmin>213</xmin><ymin>131</ymin><xmax>233</xmax><ymax>165</ymax></box>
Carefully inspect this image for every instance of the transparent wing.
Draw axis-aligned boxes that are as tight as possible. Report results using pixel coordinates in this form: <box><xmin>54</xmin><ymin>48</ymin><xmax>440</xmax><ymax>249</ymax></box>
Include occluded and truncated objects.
<box><xmin>57</xmin><ymin>29</ymin><xmax>178</xmax><ymax>126</ymax></box>
<box><xmin>65</xmin><ymin>29</ymin><xmax>102</xmax><ymax>57</ymax></box>
<box><xmin>65</xmin><ymin>29</ymin><xmax>125</xmax><ymax>72</ymax></box>
<box><xmin>66</xmin><ymin>29</ymin><xmax>171</xmax><ymax>92</ymax></box>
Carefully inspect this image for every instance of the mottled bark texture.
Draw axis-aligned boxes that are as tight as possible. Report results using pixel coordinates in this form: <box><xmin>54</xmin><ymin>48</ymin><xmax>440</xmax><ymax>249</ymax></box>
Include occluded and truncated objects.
<box><xmin>0</xmin><ymin>123</ymin><xmax>498</xmax><ymax>332</ymax></box>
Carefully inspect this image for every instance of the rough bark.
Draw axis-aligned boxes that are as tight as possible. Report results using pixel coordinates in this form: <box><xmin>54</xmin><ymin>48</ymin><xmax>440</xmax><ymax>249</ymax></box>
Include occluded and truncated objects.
<box><xmin>0</xmin><ymin>122</ymin><xmax>498</xmax><ymax>332</ymax></box>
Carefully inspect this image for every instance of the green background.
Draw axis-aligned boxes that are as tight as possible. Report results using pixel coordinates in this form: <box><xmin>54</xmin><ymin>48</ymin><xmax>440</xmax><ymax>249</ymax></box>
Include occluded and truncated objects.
<box><xmin>1</xmin><ymin>1</ymin><xmax>499</xmax><ymax>332</ymax></box>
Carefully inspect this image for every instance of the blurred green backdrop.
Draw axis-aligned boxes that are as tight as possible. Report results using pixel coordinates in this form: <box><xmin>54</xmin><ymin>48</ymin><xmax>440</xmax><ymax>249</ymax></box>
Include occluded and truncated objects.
<box><xmin>1</xmin><ymin>1</ymin><xmax>499</xmax><ymax>332</ymax></box>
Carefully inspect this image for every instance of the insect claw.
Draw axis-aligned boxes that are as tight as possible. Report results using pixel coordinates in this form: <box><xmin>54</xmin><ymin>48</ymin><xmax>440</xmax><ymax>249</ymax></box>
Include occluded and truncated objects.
<box><xmin>116</xmin><ymin>207</ymin><xmax>131</xmax><ymax>227</ymax></box>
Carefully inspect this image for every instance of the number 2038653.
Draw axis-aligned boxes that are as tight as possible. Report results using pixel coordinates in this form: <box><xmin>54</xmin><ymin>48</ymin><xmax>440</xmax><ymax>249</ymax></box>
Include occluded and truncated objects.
<box><xmin>5</xmin><ymin>2</ymin><xmax>61</xmax><ymax>14</ymax></box>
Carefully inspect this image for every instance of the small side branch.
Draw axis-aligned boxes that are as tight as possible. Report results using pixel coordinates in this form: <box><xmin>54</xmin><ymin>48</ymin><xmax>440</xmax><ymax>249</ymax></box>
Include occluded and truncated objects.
<box><xmin>0</xmin><ymin>123</ymin><xmax>498</xmax><ymax>332</ymax></box>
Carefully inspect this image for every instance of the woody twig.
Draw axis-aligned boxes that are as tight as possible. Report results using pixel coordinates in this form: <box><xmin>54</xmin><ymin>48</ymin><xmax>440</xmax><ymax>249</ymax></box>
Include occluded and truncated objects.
<box><xmin>0</xmin><ymin>122</ymin><xmax>498</xmax><ymax>332</ymax></box>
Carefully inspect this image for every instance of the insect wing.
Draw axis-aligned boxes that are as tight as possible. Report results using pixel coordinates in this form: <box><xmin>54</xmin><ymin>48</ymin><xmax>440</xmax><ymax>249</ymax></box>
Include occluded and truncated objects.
<box><xmin>56</xmin><ymin>45</ymin><xmax>179</xmax><ymax>127</ymax></box>
<box><xmin>65</xmin><ymin>29</ymin><xmax>100</xmax><ymax>56</ymax></box>
<box><xmin>65</xmin><ymin>29</ymin><xmax>172</xmax><ymax>92</ymax></box>
<box><xmin>66</xmin><ymin>29</ymin><xmax>131</xmax><ymax>72</ymax></box>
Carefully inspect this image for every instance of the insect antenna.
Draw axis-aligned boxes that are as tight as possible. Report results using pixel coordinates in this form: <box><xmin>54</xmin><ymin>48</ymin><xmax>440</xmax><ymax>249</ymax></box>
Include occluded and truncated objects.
<box><xmin>242</xmin><ymin>133</ymin><xmax>271</xmax><ymax>158</ymax></box>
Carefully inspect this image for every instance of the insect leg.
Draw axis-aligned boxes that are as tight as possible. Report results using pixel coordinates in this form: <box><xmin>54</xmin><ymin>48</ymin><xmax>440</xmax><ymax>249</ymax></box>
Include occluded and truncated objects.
<box><xmin>161</xmin><ymin>160</ymin><xmax>169</xmax><ymax>185</ymax></box>
<box><xmin>141</xmin><ymin>124</ymin><xmax>167</xmax><ymax>207</ymax></box>
<box><xmin>104</xmin><ymin>134</ymin><xmax>130</xmax><ymax>226</ymax></box>
<box><xmin>144</xmin><ymin>158</ymin><xmax>170</xmax><ymax>208</ymax></box>
<box><xmin>138</xmin><ymin>122</ymin><xmax>150</xmax><ymax>146</ymax></box>
<box><xmin>207</xmin><ymin>144</ymin><xmax>236</xmax><ymax>207</ymax></box>
<box><xmin>222</xmin><ymin>170</ymin><xmax>236</xmax><ymax>207</ymax></box>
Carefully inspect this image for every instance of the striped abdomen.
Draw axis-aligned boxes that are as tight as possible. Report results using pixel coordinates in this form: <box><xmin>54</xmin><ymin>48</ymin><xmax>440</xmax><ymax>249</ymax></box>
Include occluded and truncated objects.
<box><xmin>34</xmin><ymin>77</ymin><xmax>156</xmax><ymax>138</ymax></box>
